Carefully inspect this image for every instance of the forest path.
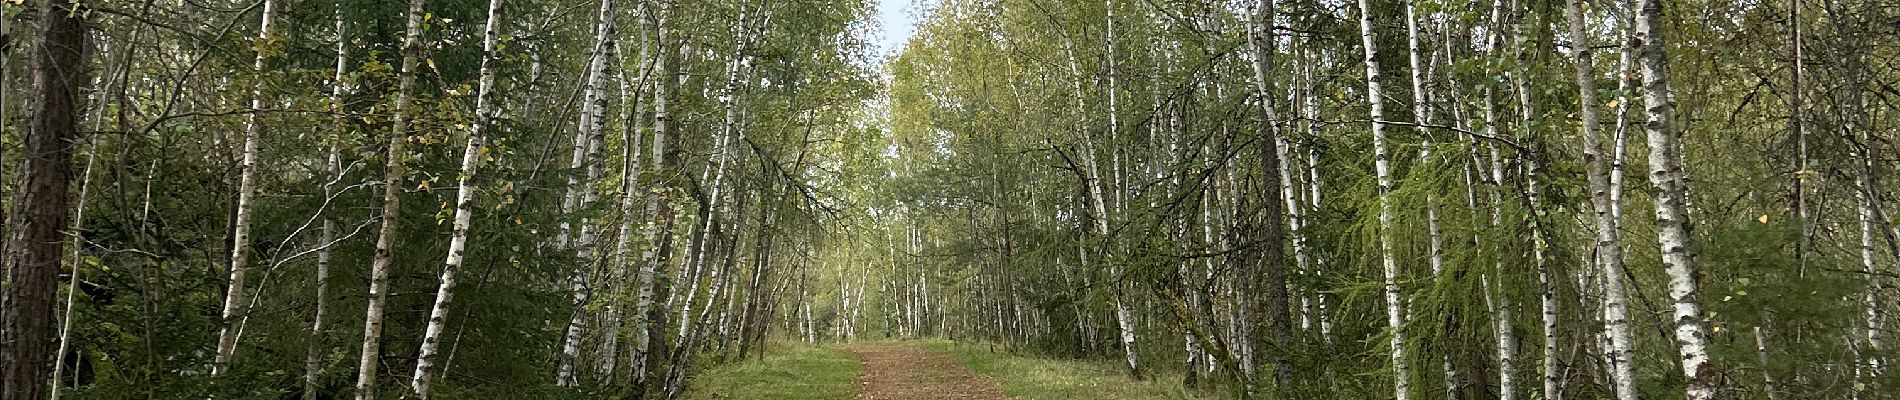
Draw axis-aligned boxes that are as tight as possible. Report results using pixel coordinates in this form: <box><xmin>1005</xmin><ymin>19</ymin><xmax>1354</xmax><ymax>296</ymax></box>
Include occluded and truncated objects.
<box><xmin>843</xmin><ymin>343</ymin><xmax>1006</xmax><ymax>400</ymax></box>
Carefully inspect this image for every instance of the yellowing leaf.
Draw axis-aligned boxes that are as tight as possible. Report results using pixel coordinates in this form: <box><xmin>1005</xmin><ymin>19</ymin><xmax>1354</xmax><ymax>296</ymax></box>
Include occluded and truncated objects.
<box><xmin>1758</xmin><ymin>215</ymin><xmax>1770</xmax><ymax>224</ymax></box>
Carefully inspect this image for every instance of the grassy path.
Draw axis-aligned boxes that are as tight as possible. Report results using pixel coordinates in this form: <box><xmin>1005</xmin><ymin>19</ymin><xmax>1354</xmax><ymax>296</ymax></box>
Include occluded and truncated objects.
<box><xmin>689</xmin><ymin>341</ymin><xmax>1213</xmax><ymax>400</ymax></box>
<box><xmin>842</xmin><ymin>343</ymin><xmax>1005</xmax><ymax>399</ymax></box>
<box><xmin>688</xmin><ymin>345</ymin><xmax>861</xmax><ymax>399</ymax></box>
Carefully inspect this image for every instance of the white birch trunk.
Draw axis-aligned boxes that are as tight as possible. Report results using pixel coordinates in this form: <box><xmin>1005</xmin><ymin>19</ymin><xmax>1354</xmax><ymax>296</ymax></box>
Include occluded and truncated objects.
<box><xmin>1510</xmin><ymin>14</ymin><xmax>1561</xmax><ymax>397</ymax></box>
<box><xmin>630</xmin><ymin>8</ymin><xmax>671</xmax><ymax>386</ymax></box>
<box><xmin>603</xmin><ymin>3</ymin><xmax>653</xmax><ymax>378</ymax></box>
<box><xmin>1403</xmin><ymin>7</ymin><xmax>1462</xmax><ymax>397</ymax></box>
<box><xmin>356</xmin><ymin>0</ymin><xmax>426</xmax><ymax>398</ymax></box>
<box><xmin>1635</xmin><ymin>0</ymin><xmax>1717</xmax><ymax>396</ymax></box>
<box><xmin>1104</xmin><ymin>0</ymin><xmax>1140</xmax><ymax>378</ymax></box>
<box><xmin>214</xmin><ymin>0</ymin><xmax>276</xmax><ymax>374</ymax></box>
<box><xmin>674</xmin><ymin>12</ymin><xmax>747</xmax><ymax>351</ymax></box>
<box><xmin>1574</xmin><ymin>0</ymin><xmax>1638</xmax><ymax>397</ymax></box>
<box><xmin>1298</xmin><ymin>52</ymin><xmax>1333</xmax><ymax>343</ymax></box>
<box><xmin>556</xmin><ymin>0</ymin><xmax>618</xmax><ymax>387</ymax></box>
<box><xmin>407</xmin><ymin>0</ymin><xmax>502</xmax><ymax>396</ymax></box>
<box><xmin>1355</xmin><ymin>0</ymin><xmax>1409</xmax><ymax>397</ymax></box>
<box><xmin>1481</xmin><ymin>3</ymin><xmax>1517</xmax><ymax>396</ymax></box>
<box><xmin>1756</xmin><ymin>326</ymin><xmax>1781</xmax><ymax>400</ymax></box>
<box><xmin>305</xmin><ymin>7</ymin><xmax>348</xmax><ymax>398</ymax></box>
<box><xmin>1861</xmin><ymin>160</ymin><xmax>1884</xmax><ymax>370</ymax></box>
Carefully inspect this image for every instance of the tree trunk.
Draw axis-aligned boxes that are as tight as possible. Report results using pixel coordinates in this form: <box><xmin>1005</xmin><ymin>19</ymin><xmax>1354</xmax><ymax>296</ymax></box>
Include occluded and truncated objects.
<box><xmin>305</xmin><ymin>6</ymin><xmax>349</xmax><ymax>399</ymax></box>
<box><xmin>1634</xmin><ymin>0</ymin><xmax>1716</xmax><ymax>397</ymax></box>
<box><xmin>1481</xmin><ymin>3</ymin><xmax>1517</xmax><ymax>397</ymax></box>
<box><xmin>50</xmin><ymin>144</ymin><xmax>95</xmax><ymax>400</ymax></box>
<box><xmin>1090</xmin><ymin>0</ymin><xmax>1140</xmax><ymax>379</ymax></box>
<box><xmin>556</xmin><ymin>0</ymin><xmax>618</xmax><ymax>387</ymax></box>
<box><xmin>631</xmin><ymin>14</ymin><xmax>678</xmax><ymax>392</ymax></box>
<box><xmin>605</xmin><ymin>1</ymin><xmax>654</xmax><ymax>380</ymax></box>
<box><xmin>1755</xmin><ymin>326</ymin><xmax>1780</xmax><ymax>400</ymax></box>
<box><xmin>214</xmin><ymin>0</ymin><xmax>277</xmax><ymax>374</ymax></box>
<box><xmin>1354</xmin><ymin>0</ymin><xmax>1410</xmax><ymax>397</ymax></box>
<box><xmin>407</xmin><ymin>0</ymin><xmax>502</xmax><ymax>397</ymax></box>
<box><xmin>1247</xmin><ymin>0</ymin><xmax>1293</xmax><ymax>389</ymax></box>
<box><xmin>3</xmin><ymin>1</ymin><xmax>86</xmax><ymax>398</ymax></box>
<box><xmin>1572</xmin><ymin>0</ymin><xmax>1638</xmax><ymax>397</ymax></box>
<box><xmin>354</xmin><ymin>0</ymin><xmax>427</xmax><ymax>398</ymax></box>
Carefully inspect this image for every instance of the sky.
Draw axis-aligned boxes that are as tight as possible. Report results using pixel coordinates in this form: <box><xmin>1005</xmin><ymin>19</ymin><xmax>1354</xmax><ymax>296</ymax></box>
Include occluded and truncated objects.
<box><xmin>872</xmin><ymin>0</ymin><xmax>925</xmax><ymax>59</ymax></box>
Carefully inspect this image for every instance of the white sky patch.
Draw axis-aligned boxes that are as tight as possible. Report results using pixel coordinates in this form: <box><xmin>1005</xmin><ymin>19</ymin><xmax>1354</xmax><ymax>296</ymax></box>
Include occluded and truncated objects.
<box><xmin>872</xmin><ymin>0</ymin><xmax>928</xmax><ymax>59</ymax></box>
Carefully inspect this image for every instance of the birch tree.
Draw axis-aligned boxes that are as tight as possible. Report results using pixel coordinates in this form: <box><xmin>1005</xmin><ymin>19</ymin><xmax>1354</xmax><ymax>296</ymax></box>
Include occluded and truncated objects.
<box><xmin>1353</xmin><ymin>0</ymin><xmax>1410</xmax><ymax>397</ymax></box>
<box><xmin>1634</xmin><ymin>0</ymin><xmax>1717</xmax><ymax>397</ymax></box>
<box><xmin>213</xmin><ymin>0</ymin><xmax>276</xmax><ymax>374</ymax></box>
<box><xmin>355</xmin><ymin>0</ymin><xmax>428</xmax><ymax>398</ymax></box>
<box><xmin>407</xmin><ymin>0</ymin><xmax>504</xmax><ymax>397</ymax></box>
<box><xmin>1572</xmin><ymin>0</ymin><xmax>1638</xmax><ymax>396</ymax></box>
<box><xmin>304</xmin><ymin>4</ymin><xmax>351</xmax><ymax>398</ymax></box>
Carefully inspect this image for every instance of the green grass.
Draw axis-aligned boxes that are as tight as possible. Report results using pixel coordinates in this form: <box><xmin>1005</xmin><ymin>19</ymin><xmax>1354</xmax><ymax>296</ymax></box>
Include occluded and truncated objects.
<box><xmin>917</xmin><ymin>340</ymin><xmax>1225</xmax><ymax>400</ymax></box>
<box><xmin>687</xmin><ymin>344</ymin><xmax>861</xmax><ymax>400</ymax></box>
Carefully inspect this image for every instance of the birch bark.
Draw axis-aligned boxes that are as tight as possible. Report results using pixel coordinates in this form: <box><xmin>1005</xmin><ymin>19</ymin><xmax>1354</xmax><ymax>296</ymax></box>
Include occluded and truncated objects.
<box><xmin>304</xmin><ymin>7</ymin><xmax>349</xmax><ymax>398</ymax></box>
<box><xmin>1247</xmin><ymin>0</ymin><xmax>1293</xmax><ymax>388</ymax></box>
<box><xmin>407</xmin><ymin>0</ymin><xmax>503</xmax><ymax>396</ymax></box>
<box><xmin>1354</xmin><ymin>0</ymin><xmax>1409</xmax><ymax>397</ymax></box>
<box><xmin>631</xmin><ymin>8</ymin><xmax>673</xmax><ymax>388</ymax></box>
<box><xmin>556</xmin><ymin>0</ymin><xmax>617</xmax><ymax>386</ymax></box>
<box><xmin>354</xmin><ymin>0</ymin><xmax>426</xmax><ymax>398</ymax></box>
<box><xmin>214</xmin><ymin>0</ymin><xmax>276</xmax><ymax>373</ymax></box>
<box><xmin>1634</xmin><ymin>0</ymin><xmax>1718</xmax><ymax>396</ymax></box>
<box><xmin>1572</xmin><ymin>0</ymin><xmax>1638</xmax><ymax>396</ymax></box>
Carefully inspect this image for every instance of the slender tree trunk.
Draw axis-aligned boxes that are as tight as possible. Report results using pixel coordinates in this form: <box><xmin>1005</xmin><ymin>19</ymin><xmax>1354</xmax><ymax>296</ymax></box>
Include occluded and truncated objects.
<box><xmin>556</xmin><ymin>0</ymin><xmax>617</xmax><ymax>387</ymax></box>
<box><xmin>1634</xmin><ymin>0</ymin><xmax>1716</xmax><ymax>397</ymax></box>
<box><xmin>1354</xmin><ymin>0</ymin><xmax>1409</xmax><ymax>397</ymax></box>
<box><xmin>605</xmin><ymin>2</ymin><xmax>654</xmax><ymax>379</ymax></box>
<box><xmin>1755</xmin><ymin>326</ymin><xmax>1780</xmax><ymax>400</ymax></box>
<box><xmin>1788</xmin><ymin>0</ymin><xmax>1808</xmax><ymax>274</ymax></box>
<box><xmin>1860</xmin><ymin>145</ymin><xmax>1885</xmax><ymax>373</ymax></box>
<box><xmin>1404</xmin><ymin>7</ymin><xmax>1460</xmax><ymax>397</ymax></box>
<box><xmin>407</xmin><ymin>0</ymin><xmax>502</xmax><ymax>397</ymax></box>
<box><xmin>2</xmin><ymin>1</ymin><xmax>86</xmax><ymax>398</ymax></box>
<box><xmin>355</xmin><ymin>0</ymin><xmax>427</xmax><ymax>398</ymax></box>
<box><xmin>1481</xmin><ymin>3</ymin><xmax>1517</xmax><ymax>397</ymax></box>
<box><xmin>0</xmin><ymin>0</ymin><xmax>10</xmax><ymax>269</ymax></box>
<box><xmin>1513</xmin><ymin>11</ymin><xmax>1560</xmax><ymax>398</ymax></box>
<box><xmin>50</xmin><ymin>146</ymin><xmax>95</xmax><ymax>400</ymax></box>
<box><xmin>632</xmin><ymin>16</ymin><xmax>678</xmax><ymax>391</ymax></box>
<box><xmin>674</xmin><ymin>8</ymin><xmax>750</xmax><ymax>363</ymax></box>
<box><xmin>1088</xmin><ymin>0</ymin><xmax>1140</xmax><ymax>379</ymax></box>
<box><xmin>305</xmin><ymin>6</ymin><xmax>349</xmax><ymax>399</ymax></box>
<box><xmin>1247</xmin><ymin>0</ymin><xmax>1293</xmax><ymax>389</ymax></box>
<box><xmin>1572</xmin><ymin>0</ymin><xmax>1638</xmax><ymax>397</ymax></box>
<box><xmin>214</xmin><ymin>0</ymin><xmax>277</xmax><ymax>374</ymax></box>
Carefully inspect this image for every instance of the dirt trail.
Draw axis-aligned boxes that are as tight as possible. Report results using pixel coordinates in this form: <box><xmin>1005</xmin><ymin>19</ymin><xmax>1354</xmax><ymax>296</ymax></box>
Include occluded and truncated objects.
<box><xmin>843</xmin><ymin>344</ymin><xmax>1006</xmax><ymax>400</ymax></box>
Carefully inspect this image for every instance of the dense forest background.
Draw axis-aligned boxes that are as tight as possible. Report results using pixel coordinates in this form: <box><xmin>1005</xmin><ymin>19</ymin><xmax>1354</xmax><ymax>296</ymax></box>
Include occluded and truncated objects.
<box><xmin>0</xmin><ymin>0</ymin><xmax>1897</xmax><ymax>399</ymax></box>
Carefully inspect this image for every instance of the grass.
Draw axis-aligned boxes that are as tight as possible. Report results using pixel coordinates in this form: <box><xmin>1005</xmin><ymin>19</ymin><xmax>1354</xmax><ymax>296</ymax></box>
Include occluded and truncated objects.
<box><xmin>686</xmin><ymin>343</ymin><xmax>861</xmax><ymax>400</ymax></box>
<box><xmin>917</xmin><ymin>340</ymin><xmax>1227</xmax><ymax>400</ymax></box>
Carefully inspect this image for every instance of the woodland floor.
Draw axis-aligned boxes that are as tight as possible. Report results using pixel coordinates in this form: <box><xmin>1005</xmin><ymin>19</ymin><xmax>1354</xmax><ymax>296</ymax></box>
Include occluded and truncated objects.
<box><xmin>843</xmin><ymin>343</ymin><xmax>1007</xmax><ymax>400</ymax></box>
<box><xmin>688</xmin><ymin>341</ymin><xmax>1207</xmax><ymax>399</ymax></box>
